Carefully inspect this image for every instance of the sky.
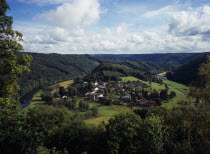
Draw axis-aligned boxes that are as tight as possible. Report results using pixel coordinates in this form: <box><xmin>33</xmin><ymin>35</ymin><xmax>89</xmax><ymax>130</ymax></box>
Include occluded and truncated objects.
<box><xmin>7</xmin><ymin>0</ymin><xmax>210</xmax><ymax>54</ymax></box>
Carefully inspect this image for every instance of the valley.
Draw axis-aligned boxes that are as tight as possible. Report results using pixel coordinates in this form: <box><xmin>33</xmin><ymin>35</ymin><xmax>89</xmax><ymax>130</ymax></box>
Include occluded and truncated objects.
<box><xmin>26</xmin><ymin>74</ymin><xmax>190</xmax><ymax>125</ymax></box>
<box><xmin>2</xmin><ymin>0</ymin><xmax>210</xmax><ymax>153</ymax></box>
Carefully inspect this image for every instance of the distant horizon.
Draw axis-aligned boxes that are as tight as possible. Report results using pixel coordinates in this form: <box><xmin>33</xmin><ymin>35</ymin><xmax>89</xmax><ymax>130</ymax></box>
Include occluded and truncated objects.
<box><xmin>22</xmin><ymin>51</ymin><xmax>209</xmax><ymax>55</ymax></box>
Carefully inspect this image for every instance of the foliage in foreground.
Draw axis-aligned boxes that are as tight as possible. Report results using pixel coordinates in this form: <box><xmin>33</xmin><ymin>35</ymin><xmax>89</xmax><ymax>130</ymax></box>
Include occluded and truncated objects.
<box><xmin>0</xmin><ymin>106</ymin><xmax>209</xmax><ymax>154</ymax></box>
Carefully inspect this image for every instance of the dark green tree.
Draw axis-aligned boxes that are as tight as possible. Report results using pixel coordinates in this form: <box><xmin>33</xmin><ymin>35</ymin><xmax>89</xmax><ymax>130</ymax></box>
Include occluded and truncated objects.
<box><xmin>92</xmin><ymin>106</ymin><xmax>99</xmax><ymax>117</ymax></box>
<box><xmin>189</xmin><ymin>55</ymin><xmax>210</xmax><ymax>105</ymax></box>
<box><xmin>105</xmin><ymin>113</ymin><xmax>168</xmax><ymax>154</ymax></box>
<box><xmin>169</xmin><ymin>91</ymin><xmax>176</xmax><ymax>99</ymax></box>
<box><xmin>0</xmin><ymin>0</ymin><xmax>32</xmax><ymax>100</ymax></box>
<box><xmin>160</xmin><ymin>89</ymin><xmax>168</xmax><ymax>100</ymax></box>
<box><xmin>59</xmin><ymin>87</ymin><xmax>66</xmax><ymax>96</ymax></box>
<box><xmin>0</xmin><ymin>1</ymin><xmax>32</xmax><ymax>153</ymax></box>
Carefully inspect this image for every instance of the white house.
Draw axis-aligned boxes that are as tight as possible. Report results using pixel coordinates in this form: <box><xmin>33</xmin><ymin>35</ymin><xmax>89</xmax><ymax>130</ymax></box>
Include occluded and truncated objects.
<box><xmin>94</xmin><ymin>87</ymin><xmax>99</xmax><ymax>92</ymax></box>
<box><xmin>121</xmin><ymin>94</ymin><xmax>131</xmax><ymax>100</ymax></box>
<box><xmin>92</xmin><ymin>82</ymin><xmax>98</xmax><ymax>86</ymax></box>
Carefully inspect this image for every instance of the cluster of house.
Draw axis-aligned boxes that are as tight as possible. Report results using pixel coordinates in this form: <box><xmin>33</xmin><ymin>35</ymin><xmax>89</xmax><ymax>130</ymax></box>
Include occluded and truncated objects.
<box><xmin>120</xmin><ymin>94</ymin><xmax>157</xmax><ymax>107</ymax></box>
<box><xmin>85</xmin><ymin>82</ymin><xmax>108</xmax><ymax>101</ymax></box>
<box><xmin>136</xmin><ymin>99</ymin><xmax>157</xmax><ymax>107</ymax></box>
<box><xmin>83</xmin><ymin>81</ymin><xmax>157</xmax><ymax>107</ymax></box>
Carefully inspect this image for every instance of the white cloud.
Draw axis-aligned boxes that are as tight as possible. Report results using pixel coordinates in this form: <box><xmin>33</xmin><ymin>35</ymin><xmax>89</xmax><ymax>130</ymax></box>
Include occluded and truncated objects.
<box><xmin>18</xmin><ymin>0</ymin><xmax>72</xmax><ymax>5</ymax></box>
<box><xmin>141</xmin><ymin>5</ymin><xmax>177</xmax><ymax>18</ymax></box>
<box><xmin>14</xmin><ymin>4</ymin><xmax>210</xmax><ymax>54</ymax></box>
<box><xmin>169</xmin><ymin>6</ymin><xmax>210</xmax><ymax>38</ymax></box>
<box><xmin>39</xmin><ymin>0</ymin><xmax>100</xmax><ymax>28</ymax></box>
<box><xmin>15</xmin><ymin>20</ymin><xmax>210</xmax><ymax>54</ymax></box>
<box><xmin>128</xmin><ymin>34</ymin><xmax>144</xmax><ymax>43</ymax></box>
<box><xmin>116</xmin><ymin>23</ymin><xmax>128</xmax><ymax>33</ymax></box>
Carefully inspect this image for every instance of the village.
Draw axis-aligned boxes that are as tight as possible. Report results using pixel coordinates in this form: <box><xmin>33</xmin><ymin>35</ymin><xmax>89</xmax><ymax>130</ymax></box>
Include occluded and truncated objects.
<box><xmin>82</xmin><ymin>81</ymin><xmax>159</xmax><ymax>107</ymax></box>
<box><xmin>41</xmin><ymin>77</ymin><xmax>176</xmax><ymax>114</ymax></box>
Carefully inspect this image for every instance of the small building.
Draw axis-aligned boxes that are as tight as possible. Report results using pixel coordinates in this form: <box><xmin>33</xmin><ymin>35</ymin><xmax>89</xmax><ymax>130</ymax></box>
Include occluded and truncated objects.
<box><xmin>98</xmin><ymin>93</ymin><xmax>104</xmax><ymax>98</ymax></box>
<box><xmin>121</xmin><ymin>94</ymin><xmax>131</xmax><ymax>100</ymax></box>
<box><xmin>94</xmin><ymin>87</ymin><xmax>99</xmax><ymax>92</ymax></box>
<box><xmin>118</xmin><ymin>88</ymin><xmax>125</xmax><ymax>92</ymax></box>
<box><xmin>62</xmin><ymin>95</ymin><xmax>68</xmax><ymax>99</ymax></box>
<box><xmin>137</xmin><ymin>99</ymin><xmax>147</xmax><ymax>106</ymax></box>
<box><xmin>99</xmin><ymin>88</ymin><xmax>105</xmax><ymax>93</ymax></box>
<box><xmin>99</xmin><ymin>82</ymin><xmax>105</xmax><ymax>86</ymax></box>
<box><xmin>146</xmin><ymin>100</ymin><xmax>157</xmax><ymax>107</ymax></box>
<box><xmin>86</xmin><ymin>93</ymin><xmax>98</xmax><ymax>101</ymax></box>
<box><xmin>155</xmin><ymin>75</ymin><xmax>167</xmax><ymax>80</ymax></box>
<box><xmin>113</xmin><ymin>100</ymin><xmax>121</xmax><ymax>105</ymax></box>
<box><xmin>92</xmin><ymin>82</ymin><xmax>98</xmax><ymax>86</ymax></box>
<box><xmin>136</xmin><ymin>99</ymin><xmax>157</xmax><ymax>107</ymax></box>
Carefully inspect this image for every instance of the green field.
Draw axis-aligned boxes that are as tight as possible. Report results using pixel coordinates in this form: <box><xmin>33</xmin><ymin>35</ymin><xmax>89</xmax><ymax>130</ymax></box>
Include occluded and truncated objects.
<box><xmin>29</xmin><ymin>80</ymin><xmax>73</xmax><ymax>108</ymax></box>
<box><xmin>85</xmin><ymin>102</ymin><xmax>133</xmax><ymax>125</ymax></box>
<box><xmin>121</xmin><ymin>76</ymin><xmax>141</xmax><ymax>82</ymax></box>
<box><xmin>158</xmin><ymin>72</ymin><xmax>167</xmax><ymax>77</ymax></box>
<box><xmin>59</xmin><ymin>80</ymin><xmax>73</xmax><ymax>88</ymax></box>
<box><xmin>28</xmin><ymin>90</ymin><xmax>45</xmax><ymax>108</ymax></box>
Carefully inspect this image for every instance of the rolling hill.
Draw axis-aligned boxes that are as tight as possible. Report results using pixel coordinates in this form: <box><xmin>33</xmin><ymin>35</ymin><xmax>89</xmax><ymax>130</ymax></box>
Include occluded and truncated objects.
<box><xmin>169</xmin><ymin>54</ymin><xmax>210</xmax><ymax>85</ymax></box>
<box><xmin>19</xmin><ymin>53</ymin><xmax>99</xmax><ymax>97</ymax></box>
<box><xmin>92</xmin><ymin>53</ymin><xmax>205</xmax><ymax>67</ymax></box>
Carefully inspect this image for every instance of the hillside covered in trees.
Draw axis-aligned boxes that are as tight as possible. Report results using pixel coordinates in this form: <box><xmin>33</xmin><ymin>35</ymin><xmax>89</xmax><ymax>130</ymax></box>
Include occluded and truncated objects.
<box><xmin>19</xmin><ymin>53</ymin><xmax>99</xmax><ymax>97</ymax></box>
<box><xmin>92</xmin><ymin>53</ymin><xmax>205</xmax><ymax>67</ymax></box>
<box><xmin>83</xmin><ymin>63</ymin><xmax>163</xmax><ymax>84</ymax></box>
<box><xmin>168</xmin><ymin>53</ymin><xmax>210</xmax><ymax>85</ymax></box>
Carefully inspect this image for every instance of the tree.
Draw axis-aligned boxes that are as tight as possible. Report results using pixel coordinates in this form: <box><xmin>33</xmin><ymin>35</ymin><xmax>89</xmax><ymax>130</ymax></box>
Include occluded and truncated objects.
<box><xmin>160</xmin><ymin>89</ymin><xmax>168</xmax><ymax>100</ymax></box>
<box><xmin>105</xmin><ymin>113</ymin><xmax>168</xmax><ymax>154</ymax></box>
<box><xmin>149</xmin><ymin>90</ymin><xmax>160</xmax><ymax>100</ymax></box>
<box><xmin>165</xmin><ymin>84</ymin><xmax>169</xmax><ymax>90</ymax></box>
<box><xmin>189</xmin><ymin>55</ymin><xmax>210</xmax><ymax>105</ymax></box>
<box><xmin>41</xmin><ymin>92</ymin><xmax>53</xmax><ymax>105</ymax></box>
<box><xmin>92</xmin><ymin>106</ymin><xmax>99</xmax><ymax>117</ymax></box>
<box><xmin>59</xmin><ymin>87</ymin><xmax>66</xmax><ymax>96</ymax></box>
<box><xmin>0</xmin><ymin>1</ymin><xmax>32</xmax><ymax>153</ymax></box>
<box><xmin>0</xmin><ymin>0</ymin><xmax>32</xmax><ymax>99</ymax></box>
<box><xmin>142</xmin><ymin>90</ymin><xmax>149</xmax><ymax>99</ymax></box>
<box><xmin>45</xmin><ymin>116</ymin><xmax>87</xmax><ymax>153</ymax></box>
<box><xmin>169</xmin><ymin>91</ymin><xmax>176</xmax><ymax>99</ymax></box>
<box><xmin>53</xmin><ymin>92</ymin><xmax>61</xmax><ymax>98</ymax></box>
<box><xmin>105</xmin><ymin>99</ymin><xmax>112</xmax><ymax>106</ymax></box>
<box><xmin>79</xmin><ymin>100</ymin><xmax>83</xmax><ymax>108</ymax></box>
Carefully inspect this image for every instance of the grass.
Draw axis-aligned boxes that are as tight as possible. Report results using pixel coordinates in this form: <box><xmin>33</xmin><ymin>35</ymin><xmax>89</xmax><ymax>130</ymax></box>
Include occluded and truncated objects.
<box><xmin>28</xmin><ymin>80</ymin><xmax>73</xmax><ymax>108</ymax></box>
<box><xmin>121</xmin><ymin>76</ymin><xmax>141</xmax><ymax>82</ymax></box>
<box><xmin>158</xmin><ymin>72</ymin><xmax>167</xmax><ymax>77</ymax></box>
<box><xmin>120</xmin><ymin>76</ymin><xmax>190</xmax><ymax>108</ymax></box>
<box><xmin>59</xmin><ymin>80</ymin><xmax>73</xmax><ymax>88</ymax></box>
<box><xmin>29</xmin><ymin>90</ymin><xmax>45</xmax><ymax>108</ymax></box>
<box><xmin>85</xmin><ymin>103</ymin><xmax>132</xmax><ymax>125</ymax></box>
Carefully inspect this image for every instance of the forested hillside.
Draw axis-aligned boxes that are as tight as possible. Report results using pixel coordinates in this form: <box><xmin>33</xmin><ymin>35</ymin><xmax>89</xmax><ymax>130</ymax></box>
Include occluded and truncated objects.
<box><xmin>121</xmin><ymin>61</ymin><xmax>176</xmax><ymax>74</ymax></box>
<box><xmin>93</xmin><ymin>53</ymin><xmax>205</xmax><ymax>67</ymax></box>
<box><xmin>83</xmin><ymin>63</ymin><xmax>163</xmax><ymax>84</ymax></box>
<box><xmin>19</xmin><ymin>53</ymin><xmax>99</xmax><ymax>96</ymax></box>
<box><xmin>169</xmin><ymin>54</ymin><xmax>210</xmax><ymax>85</ymax></box>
